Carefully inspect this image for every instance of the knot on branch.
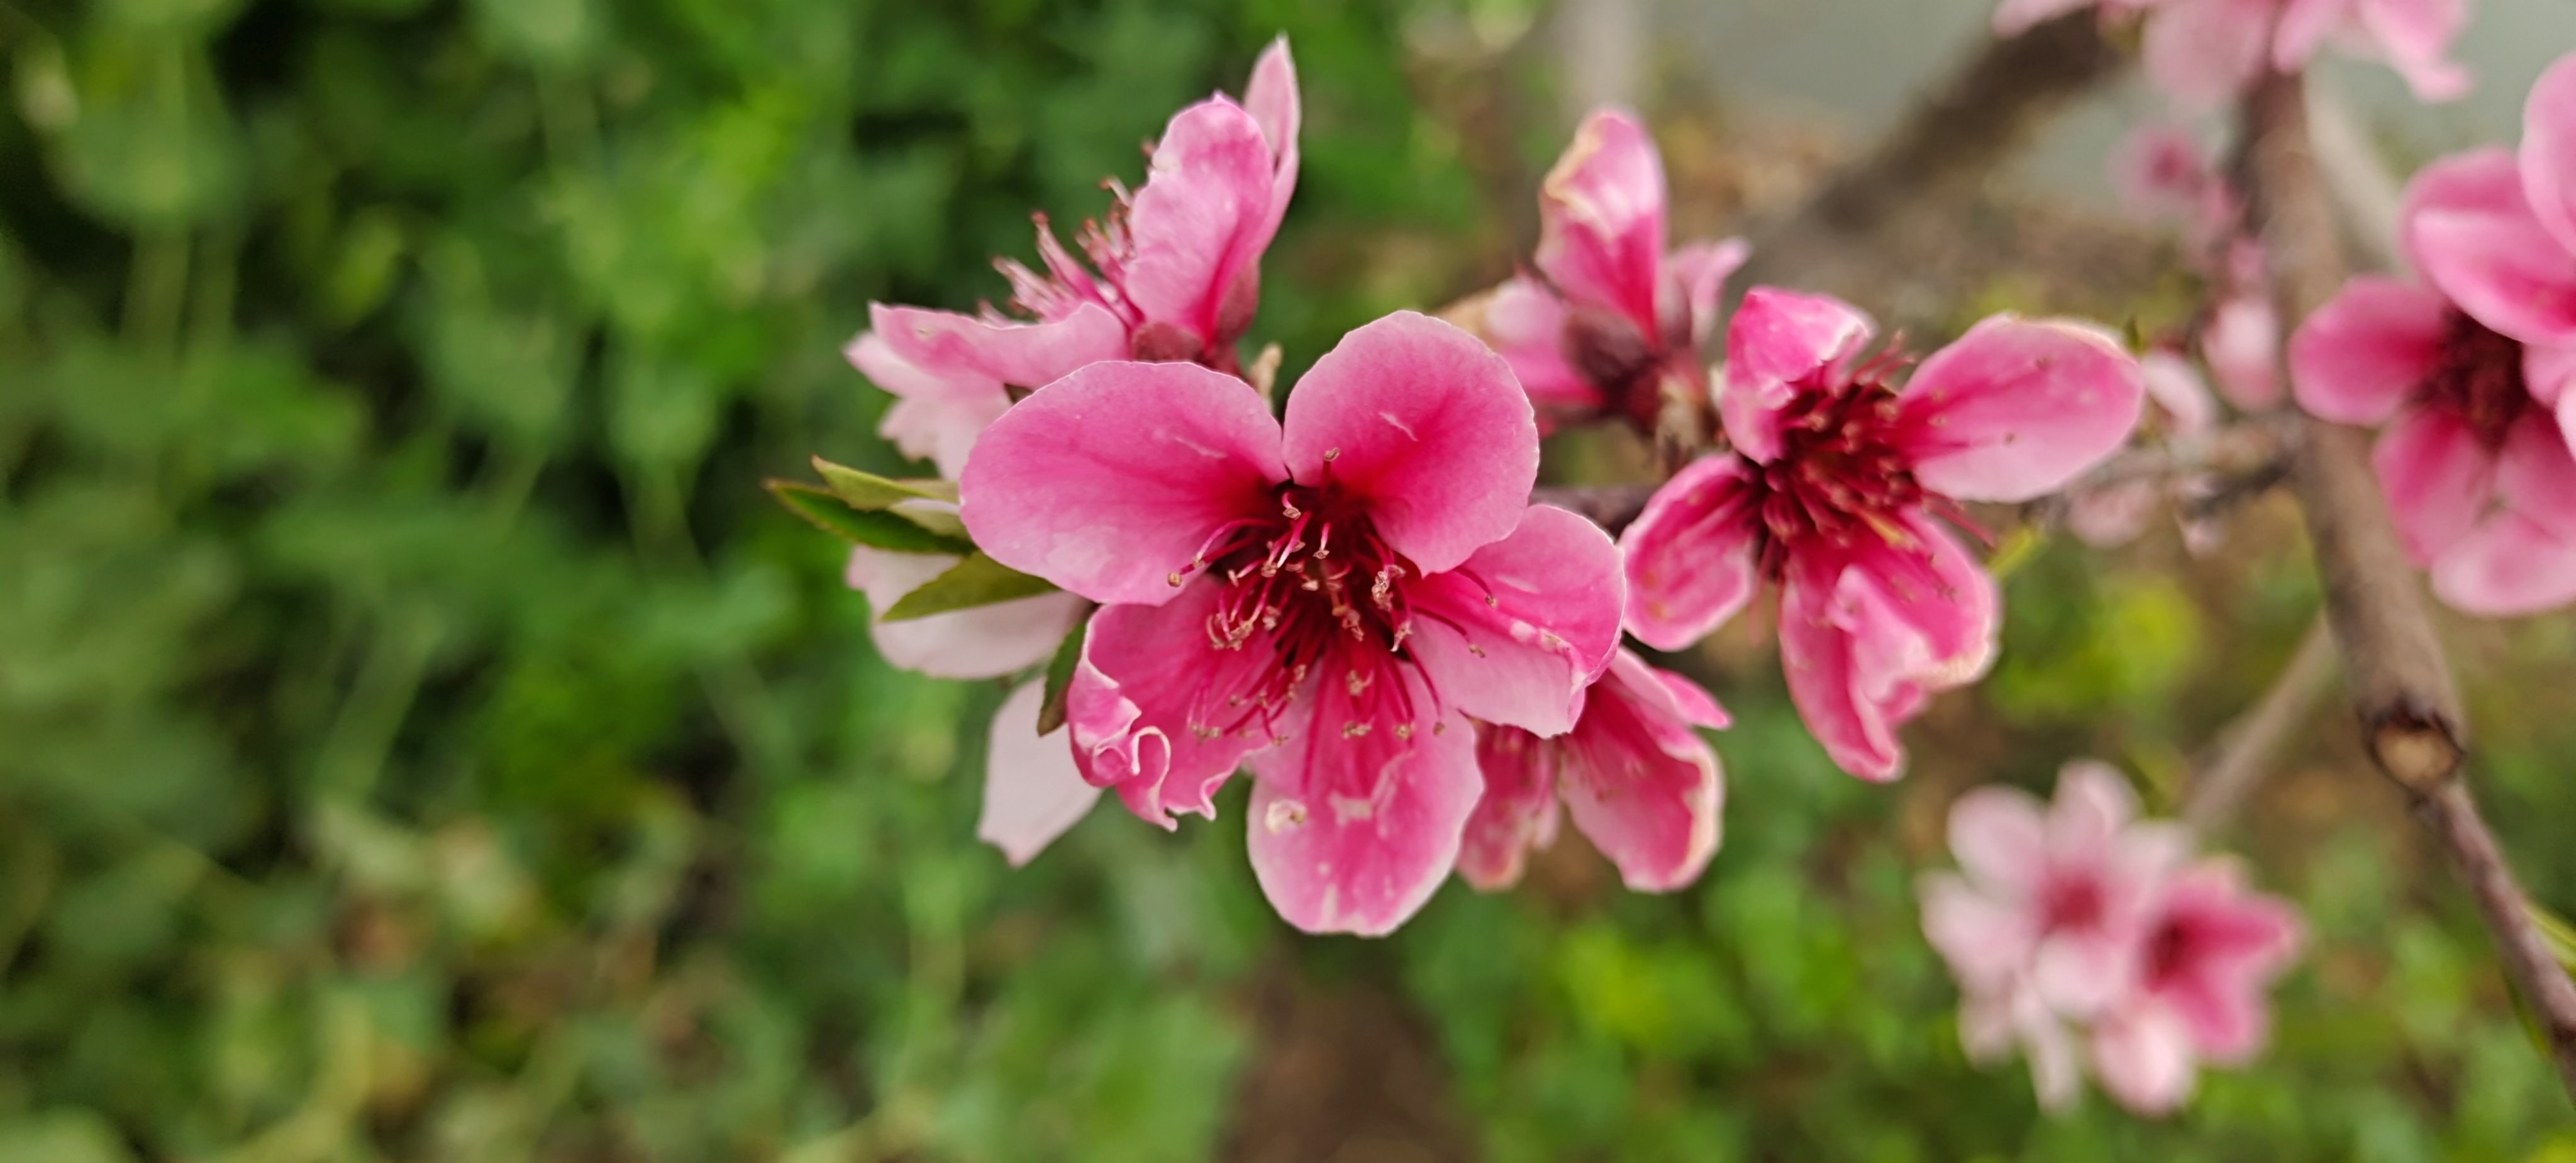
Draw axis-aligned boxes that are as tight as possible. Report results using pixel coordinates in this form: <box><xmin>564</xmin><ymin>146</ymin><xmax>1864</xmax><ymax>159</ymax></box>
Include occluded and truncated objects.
<box><xmin>2368</xmin><ymin>701</ymin><xmax>2465</xmax><ymax>799</ymax></box>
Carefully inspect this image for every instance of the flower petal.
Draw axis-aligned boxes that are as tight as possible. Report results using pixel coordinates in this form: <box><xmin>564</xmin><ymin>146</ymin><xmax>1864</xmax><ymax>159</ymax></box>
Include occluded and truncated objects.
<box><xmin>1280</xmin><ymin>311</ymin><xmax>1538</xmax><ymax>574</ymax></box>
<box><xmin>2406</xmin><ymin>148</ymin><xmax>2576</xmax><ymax>347</ymax></box>
<box><xmin>2524</xmin><ymin>52</ymin><xmax>2576</xmax><ymax>259</ymax></box>
<box><xmin>846</xmin><ymin>546</ymin><xmax>1086</xmax><ymax>680</ymax></box>
<box><xmin>961</xmin><ymin>359</ymin><xmax>1286</xmax><ymax>606</ymax></box>
<box><xmin>2287</xmin><ymin>275</ymin><xmax>2449</xmax><ymax>425</ymax></box>
<box><xmin>1947</xmin><ymin>784</ymin><xmax>2049</xmax><ymax>898</ymax></box>
<box><xmin>2141</xmin><ymin>0</ymin><xmax>2275</xmax><ymax>109</ymax></box>
<box><xmin>1408</xmin><ymin>504</ymin><xmax>1624</xmax><ymax>738</ymax></box>
<box><xmin>2431</xmin><ymin>510</ymin><xmax>2576</xmax><ymax>615</ymax></box>
<box><xmin>1482</xmin><ymin>276</ymin><xmax>1600</xmax><ymax>423</ymax></box>
<box><xmin>2372</xmin><ymin>408</ymin><xmax>2496</xmax><ymax>565</ymax></box>
<box><xmin>2499</xmin><ymin>411</ymin><xmax>2576</xmax><ymax>539</ymax></box>
<box><xmin>1777</xmin><ymin>516</ymin><xmax>1997</xmax><ymax>782</ymax></box>
<box><xmin>977</xmin><ymin>681</ymin><xmax>1101</xmax><ymax>866</ymax></box>
<box><xmin>2525</xmin><ymin>342</ymin><xmax>2576</xmax><ymax>411</ymax></box>
<box><xmin>2352</xmin><ymin>0</ymin><xmax>2470</xmax><ymax>101</ymax></box>
<box><xmin>1555</xmin><ymin>651</ymin><xmax>1726</xmax><ymax>891</ymax></box>
<box><xmin>1123</xmin><ymin>97</ymin><xmax>1280</xmax><ymax>349</ymax></box>
<box><xmin>1536</xmin><ymin>109</ymin><xmax>1668</xmax><ymax>336</ymax></box>
<box><xmin>1457</xmin><ymin>725</ymin><xmax>1562</xmax><ymax>891</ymax></box>
<box><xmin>2141</xmin><ymin>349</ymin><xmax>2219</xmax><ymax>436</ymax></box>
<box><xmin>847</xmin><ymin>331</ymin><xmax>1004</xmax><ymax>480</ymax></box>
<box><xmin>1722</xmin><ymin>287</ymin><xmax>1874</xmax><ymax>463</ymax></box>
<box><xmin>1067</xmin><ymin>579</ymin><xmax>1275</xmax><ymax>826</ymax></box>
<box><xmin>1664</xmin><ymin>237</ymin><xmax>1752</xmax><ymax>348</ymax></box>
<box><xmin>1618</xmin><ymin>454</ymin><xmax>1762</xmax><ymax>650</ymax></box>
<box><xmin>1920</xmin><ymin>872</ymin><xmax>2038</xmax><ymax>992</ymax></box>
<box><xmin>1246</xmin><ymin>661</ymin><xmax>1480</xmax><ymax>936</ymax></box>
<box><xmin>1894</xmin><ymin>315</ymin><xmax>2146</xmax><ymax>503</ymax></box>
<box><xmin>2092</xmin><ymin>1004</ymin><xmax>2200</xmax><ymax>1116</ymax></box>
<box><xmin>2201</xmin><ymin>291</ymin><xmax>2282</xmax><ymax>410</ymax></box>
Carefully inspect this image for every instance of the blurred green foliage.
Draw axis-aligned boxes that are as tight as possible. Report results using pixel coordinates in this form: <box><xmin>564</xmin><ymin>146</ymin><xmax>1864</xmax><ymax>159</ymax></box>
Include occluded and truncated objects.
<box><xmin>1</xmin><ymin>0</ymin><xmax>2572</xmax><ymax>1159</ymax></box>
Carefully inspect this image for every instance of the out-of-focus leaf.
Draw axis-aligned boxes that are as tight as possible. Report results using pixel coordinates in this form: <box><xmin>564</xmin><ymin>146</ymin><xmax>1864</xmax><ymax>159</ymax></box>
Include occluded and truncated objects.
<box><xmin>0</xmin><ymin>1110</ymin><xmax>138</xmax><ymax>1163</ymax></box>
<box><xmin>765</xmin><ymin>482</ymin><xmax>973</xmax><ymax>555</ymax></box>
<box><xmin>878</xmin><ymin>552</ymin><xmax>1055</xmax><ymax>621</ymax></box>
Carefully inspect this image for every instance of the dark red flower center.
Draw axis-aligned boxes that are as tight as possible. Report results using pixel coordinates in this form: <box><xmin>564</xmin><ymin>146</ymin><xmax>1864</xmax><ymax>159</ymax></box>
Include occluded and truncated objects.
<box><xmin>2422</xmin><ymin>310</ymin><xmax>2533</xmax><ymax>449</ymax></box>
<box><xmin>2039</xmin><ymin>871</ymin><xmax>2109</xmax><ymax>934</ymax></box>
<box><xmin>2140</xmin><ymin>911</ymin><xmax>2198</xmax><ymax>989</ymax></box>
<box><xmin>1744</xmin><ymin>352</ymin><xmax>1952</xmax><ymax>577</ymax></box>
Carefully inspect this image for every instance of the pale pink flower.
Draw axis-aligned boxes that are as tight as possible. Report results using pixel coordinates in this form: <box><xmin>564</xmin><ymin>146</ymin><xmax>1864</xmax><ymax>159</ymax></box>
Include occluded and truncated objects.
<box><xmin>843</xmin><ymin>540</ymin><xmax>1086</xmax><ymax>681</ymax></box>
<box><xmin>2289</xmin><ymin>135</ymin><xmax>2576</xmax><ymax>615</ymax></box>
<box><xmin>1621</xmin><ymin>289</ymin><xmax>2145</xmax><ymax>779</ymax></box>
<box><xmin>845</xmin><ymin>40</ymin><xmax>1299</xmax><ymax>477</ymax></box>
<box><xmin>1457</xmin><ymin>648</ymin><xmax>1729</xmax><ymax>893</ymax></box>
<box><xmin>959</xmin><ymin>312</ymin><xmax>1624</xmax><ymax>935</ymax></box>
<box><xmin>1919</xmin><ymin>762</ymin><xmax>2193</xmax><ymax>1109</ymax></box>
<box><xmin>2090</xmin><ymin>860</ymin><xmax>2303</xmax><ymax>1115</ymax></box>
<box><xmin>1999</xmin><ymin>0</ymin><xmax>2470</xmax><ymax>108</ymax></box>
<box><xmin>1483</xmin><ymin>109</ymin><xmax>1748</xmax><ymax>432</ymax></box>
<box><xmin>2111</xmin><ymin>123</ymin><xmax>2235</xmax><ymax>245</ymax></box>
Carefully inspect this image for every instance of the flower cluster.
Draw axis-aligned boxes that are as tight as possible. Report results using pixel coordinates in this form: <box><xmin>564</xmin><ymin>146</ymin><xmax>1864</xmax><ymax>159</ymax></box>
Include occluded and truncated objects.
<box><xmin>1920</xmin><ymin>763</ymin><xmax>2304</xmax><ymax>1114</ymax></box>
<box><xmin>2290</xmin><ymin>49</ymin><xmax>2576</xmax><ymax>616</ymax></box>
<box><xmin>1997</xmin><ymin>0</ymin><xmax>2471</xmax><ymax>107</ymax></box>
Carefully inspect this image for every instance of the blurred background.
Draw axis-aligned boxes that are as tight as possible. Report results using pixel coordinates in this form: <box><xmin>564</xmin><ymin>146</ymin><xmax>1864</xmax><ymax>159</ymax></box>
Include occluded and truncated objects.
<box><xmin>4</xmin><ymin>0</ymin><xmax>2576</xmax><ymax>1159</ymax></box>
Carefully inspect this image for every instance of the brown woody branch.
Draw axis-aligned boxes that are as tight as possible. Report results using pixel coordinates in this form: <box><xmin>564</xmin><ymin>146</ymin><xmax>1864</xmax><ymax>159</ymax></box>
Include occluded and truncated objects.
<box><xmin>2237</xmin><ymin>70</ymin><xmax>2576</xmax><ymax>1100</ymax></box>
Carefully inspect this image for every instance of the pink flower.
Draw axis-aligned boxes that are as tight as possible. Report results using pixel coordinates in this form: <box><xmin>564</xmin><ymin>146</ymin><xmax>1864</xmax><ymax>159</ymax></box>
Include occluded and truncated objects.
<box><xmin>1457</xmin><ymin>648</ymin><xmax>1729</xmax><ymax>893</ymax></box>
<box><xmin>2111</xmin><ymin>123</ymin><xmax>2235</xmax><ymax>244</ymax></box>
<box><xmin>976</xmin><ymin>680</ymin><xmax>1103</xmax><ymax>866</ymax></box>
<box><xmin>1999</xmin><ymin>0</ymin><xmax>2470</xmax><ymax>108</ymax></box>
<box><xmin>1919</xmin><ymin>762</ymin><xmax>2194</xmax><ymax>1110</ymax></box>
<box><xmin>958</xmin><ymin>312</ymin><xmax>1624</xmax><ymax>935</ymax></box>
<box><xmin>2089</xmin><ymin>860</ymin><xmax>2304</xmax><ymax>1115</ymax></box>
<box><xmin>1483</xmin><ymin>109</ymin><xmax>1748</xmax><ymax>432</ymax></box>
<box><xmin>1621</xmin><ymin>289</ymin><xmax>2145</xmax><ymax>779</ymax></box>
<box><xmin>2067</xmin><ymin>349</ymin><xmax>2221</xmax><ymax>548</ymax></box>
<box><xmin>845</xmin><ymin>40</ymin><xmax>1299</xmax><ymax>477</ymax></box>
<box><xmin>2289</xmin><ymin>131</ymin><xmax>2576</xmax><ymax>615</ymax></box>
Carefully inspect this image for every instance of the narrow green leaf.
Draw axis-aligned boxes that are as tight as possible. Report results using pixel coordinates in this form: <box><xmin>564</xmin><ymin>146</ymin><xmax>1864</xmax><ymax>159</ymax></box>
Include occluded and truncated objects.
<box><xmin>1036</xmin><ymin>615</ymin><xmax>1090</xmax><ymax>735</ymax></box>
<box><xmin>811</xmin><ymin>455</ymin><xmax>957</xmax><ymax>509</ymax></box>
<box><xmin>880</xmin><ymin>552</ymin><xmax>1058</xmax><ymax>621</ymax></box>
<box><xmin>2533</xmin><ymin>901</ymin><xmax>2576</xmax><ymax>972</ymax></box>
<box><xmin>766</xmin><ymin>481</ymin><xmax>974</xmax><ymax>554</ymax></box>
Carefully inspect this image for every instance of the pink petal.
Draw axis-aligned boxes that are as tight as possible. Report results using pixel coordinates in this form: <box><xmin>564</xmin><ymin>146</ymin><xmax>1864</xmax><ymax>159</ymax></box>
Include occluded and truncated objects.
<box><xmin>2286</xmin><ymin>275</ymin><xmax>2449</xmax><ymax>425</ymax></box>
<box><xmin>2353</xmin><ymin>0</ymin><xmax>2472</xmax><ymax>103</ymax></box>
<box><xmin>2141</xmin><ymin>0</ymin><xmax>2276</xmax><ymax>108</ymax></box>
<box><xmin>1483</xmin><ymin>276</ymin><xmax>1600</xmax><ymax>422</ymax></box>
<box><xmin>2498</xmin><ymin>411</ymin><xmax>2576</xmax><ymax>539</ymax></box>
<box><xmin>2092</xmin><ymin>1004</ymin><xmax>2200</xmax><ymax>1116</ymax></box>
<box><xmin>977</xmin><ymin>681</ymin><xmax>1101</xmax><ymax>866</ymax></box>
<box><xmin>1407</xmin><ymin>504</ymin><xmax>1624</xmax><ymax>737</ymax></box>
<box><xmin>1536</xmin><ymin>109</ymin><xmax>1669</xmax><ymax>337</ymax></box>
<box><xmin>2406</xmin><ymin>148</ymin><xmax>2576</xmax><ymax>347</ymax></box>
<box><xmin>1649</xmin><ymin>665</ymin><xmax>1731</xmax><ymax>730</ymax></box>
<box><xmin>2523</xmin><ymin>51</ymin><xmax>2576</xmax><ymax>259</ymax></box>
<box><xmin>2051</xmin><ymin>759</ymin><xmax>2142</xmax><ymax>850</ymax></box>
<box><xmin>1920</xmin><ymin>873</ymin><xmax>2039</xmax><ymax>992</ymax></box>
<box><xmin>1947</xmin><ymin>784</ymin><xmax>2049</xmax><ymax>898</ymax></box>
<box><xmin>2201</xmin><ymin>292</ymin><xmax>2283</xmax><ymax>410</ymax></box>
<box><xmin>1777</xmin><ymin>563</ymin><xmax>1909</xmax><ymax>782</ymax></box>
<box><xmin>1242</xmin><ymin>37</ymin><xmax>1301</xmax><ymax>173</ymax></box>
<box><xmin>1457</xmin><ymin>725</ymin><xmax>1562</xmax><ymax>891</ymax></box>
<box><xmin>2525</xmin><ymin>343</ymin><xmax>2576</xmax><ymax>410</ymax></box>
<box><xmin>1722</xmin><ymin>287</ymin><xmax>1874</xmax><ymax>464</ymax></box>
<box><xmin>960</xmin><ymin>359</ymin><xmax>1286</xmax><ymax>606</ymax></box>
<box><xmin>2111</xmin><ymin>123</ymin><xmax>2218</xmax><ymax>223</ymax></box>
<box><xmin>2141</xmin><ymin>350</ymin><xmax>2219</xmax><ymax>436</ymax></box>
<box><xmin>2271</xmin><ymin>0</ymin><xmax>2350</xmax><ymax>71</ymax></box>
<box><xmin>871</xmin><ymin>301</ymin><xmax>1134</xmax><ymax>392</ymax></box>
<box><xmin>1280</xmin><ymin>311</ymin><xmax>1539</xmax><ymax>574</ymax></box>
<box><xmin>1245</xmin><ymin>661</ymin><xmax>1480</xmax><ymax>936</ymax></box>
<box><xmin>1617</xmin><ymin>455</ymin><xmax>1763</xmax><ymax>651</ymax></box>
<box><xmin>2371</xmin><ymin>408</ymin><xmax>2496</xmax><ymax>565</ymax></box>
<box><xmin>849</xmin><ymin>331</ymin><xmax>1009</xmax><ymax>481</ymax></box>
<box><xmin>1777</xmin><ymin>517</ymin><xmax>1997</xmax><ymax>782</ymax></box>
<box><xmin>1893</xmin><ymin>315</ymin><xmax>2146</xmax><ymax>504</ymax></box>
<box><xmin>1993</xmin><ymin>0</ymin><xmax>2103</xmax><ymax>36</ymax></box>
<box><xmin>1068</xmin><ymin>579</ymin><xmax>1274</xmax><ymax>826</ymax></box>
<box><xmin>1123</xmin><ymin>97</ymin><xmax>1280</xmax><ymax>349</ymax></box>
<box><xmin>1663</xmin><ymin>237</ymin><xmax>1752</xmax><ymax>348</ymax></box>
<box><xmin>845</xmin><ymin>546</ymin><xmax>1087</xmax><ymax>680</ymax></box>
<box><xmin>2431</xmin><ymin>511</ymin><xmax>2576</xmax><ymax>615</ymax></box>
<box><xmin>1554</xmin><ymin>650</ymin><xmax>1726</xmax><ymax>891</ymax></box>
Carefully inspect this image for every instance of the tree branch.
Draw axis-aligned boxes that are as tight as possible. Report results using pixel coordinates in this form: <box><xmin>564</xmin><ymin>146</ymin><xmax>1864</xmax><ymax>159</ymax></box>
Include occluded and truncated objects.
<box><xmin>1530</xmin><ymin>483</ymin><xmax>1656</xmax><ymax>534</ymax></box>
<box><xmin>2236</xmin><ymin>70</ymin><xmax>2576</xmax><ymax>1100</ymax></box>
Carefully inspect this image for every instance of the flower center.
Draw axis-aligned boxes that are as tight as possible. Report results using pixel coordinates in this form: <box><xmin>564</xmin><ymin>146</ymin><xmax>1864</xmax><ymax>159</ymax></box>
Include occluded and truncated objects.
<box><xmin>1169</xmin><ymin>481</ymin><xmax>1431</xmax><ymax>743</ymax></box>
<box><xmin>2423</xmin><ymin>311</ymin><xmax>2533</xmax><ymax>448</ymax></box>
<box><xmin>2038</xmin><ymin>871</ymin><xmax>2108</xmax><ymax>934</ymax></box>
<box><xmin>1747</xmin><ymin>357</ymin><xmax>1935</xmax><ymax>575</ymax></box>
<box><xmin>2140</xmin><ymin>913</ymin><xmax>2194</xmax><ymax>989</ymax></box>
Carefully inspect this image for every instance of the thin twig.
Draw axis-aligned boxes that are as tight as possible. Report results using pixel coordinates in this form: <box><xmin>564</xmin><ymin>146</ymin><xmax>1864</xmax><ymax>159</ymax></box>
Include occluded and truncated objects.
<box><xmin>2237</xmin><ymin>69</ymin><xmax>2576</xmax><ymax>1101</ymax></box>
<box><xmin>2182</xmin><ymin>615</ymin><xmax>2336</xmax><ymax>832</ymax></box>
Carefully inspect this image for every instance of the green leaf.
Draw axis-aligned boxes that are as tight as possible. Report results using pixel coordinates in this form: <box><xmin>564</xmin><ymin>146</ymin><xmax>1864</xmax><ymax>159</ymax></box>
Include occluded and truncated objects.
<box><xmin>765</xmin><ymin>481</ymin><xmax>972</xmax><ymax>555</ymax></box>
<box><xmin>1036</xmin><ymin>615</ymin><xmax>1089</xmax><ymax>735</ymax></box>
<box><xmin>2533</xmin><ymin>901</ymin><xmax>2576</xmax><ymax>972</ymax></box>
<box><xmin>879</xmin><ymin>552</ymin><xmax>1057</xmax><ymax>621</ymax></box>
<box><xmin>811</xmin><ymin>456</ymin><xmax>958</xmax><ymax>509</ymax></box>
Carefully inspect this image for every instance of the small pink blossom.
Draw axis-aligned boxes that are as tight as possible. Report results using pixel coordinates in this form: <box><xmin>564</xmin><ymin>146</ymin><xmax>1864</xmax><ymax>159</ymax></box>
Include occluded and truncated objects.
<box><xmin>1484</xmin><ymin>109</ymin><xmax>1748</xmax><ymax>432</ymax></box>
<box><xmin>2067</xmin><ymin>349</ymin><xmax>2222</xmax><ymax>548</ymax></box>
<box><xmin>2289</xmin><ymin>120</ymin><xmax>2576</xmax><ymax>615</ymax></box>
<box><xmin>2090</xmin><ymin>860</ymin><xmax>2304</xmax><ymax>1115</ymax></box>
<box><xmin>2111</xmin><ymin>123</ymin><xmax>2235</xmax><ymax>245</ymax></box>
<box><xmin>977</xmin><ymin>680</ymin><xmax>1102</xmax><ymax>866</ymax></box>
<box><xmin>845</xmin><ymin>40</ymin><xmax>1299</xmax><ymax>477</ymax></box>
<box><xmin>1621</xmin><ymin>289</ymin><xmax>2145</xmax><ymax>779</ymax></box>
<box><xmin>959</xmin><ymin>312</ymin><xmax>1624</xmax><ymax>935</ymax></box>
<box><xmin>1457</xmin><ymin>648</ymin><xmax>1729</xmax><ymax>893</ymax></box>
<box><xmin>2000</xmin><ymin>0</ymin><xmax>2470</xmax><ymax>108</ymax></box>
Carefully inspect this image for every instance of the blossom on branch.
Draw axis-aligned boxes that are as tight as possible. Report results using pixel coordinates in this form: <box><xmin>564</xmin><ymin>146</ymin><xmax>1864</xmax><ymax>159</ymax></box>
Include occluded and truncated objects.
<box><xmin>1996</xmin><ymin>0</ymin><xmax>2470</xmax><ymax>108</ymax></box>
<box><xmin>1621</xmin><ymin>289</ymin><xmax>2145</xmax><ymax>779</ymax></box>
<box><xmin>1458</xmin><ymin>648</ymin><xmax>1729</xmax><ymax>893</ymax></box>
<box><xmin>959</xmin><ymin>312</ymin><xmax>1624</xmax><ymax>935</ymax></box>
<box><xmin>1481</xmin><ymin>109</ymin><xmax>1748</xmax><ymax>433</ymax></box>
